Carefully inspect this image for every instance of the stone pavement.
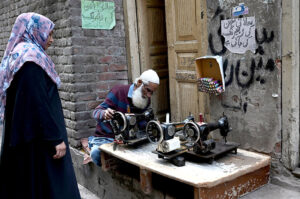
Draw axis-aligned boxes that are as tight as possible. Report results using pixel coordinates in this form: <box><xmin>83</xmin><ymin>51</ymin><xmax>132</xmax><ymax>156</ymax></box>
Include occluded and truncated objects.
<box><xmin>79</xmin><ymin>183</ymin><xmax>300</xmax><ymax>199</ymax></box>
<box><xmin>78</xmin><ymin>184</ymin><xmax>100</xmax><ymax>199</ymax></box>
<box><xmin>0</xmin><ymin>125</ymin><xmax>299</xmax><ymax>198</ymax></box>
<box><xmin>241</xmin><ymin>183</ymin><xmax>300</xmax><ymax>199</ymax></box>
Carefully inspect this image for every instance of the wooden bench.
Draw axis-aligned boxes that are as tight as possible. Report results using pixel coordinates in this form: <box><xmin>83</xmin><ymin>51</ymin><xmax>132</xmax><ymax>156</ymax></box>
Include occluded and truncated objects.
<box><xmin>100</xmin><ymin>142</ymin><xmax>270</xmax><ymax>199</ymax></box>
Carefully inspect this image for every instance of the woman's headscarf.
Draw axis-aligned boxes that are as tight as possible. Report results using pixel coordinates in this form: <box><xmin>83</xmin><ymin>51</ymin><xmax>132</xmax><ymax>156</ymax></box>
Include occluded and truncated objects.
<box><xmin>0</xmin><ymin>12</ymin><xmax>61</xmax><ymax>122</ymax></box>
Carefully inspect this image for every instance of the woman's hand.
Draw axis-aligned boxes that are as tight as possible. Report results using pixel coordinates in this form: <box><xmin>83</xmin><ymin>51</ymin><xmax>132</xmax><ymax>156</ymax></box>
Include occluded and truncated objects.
<box><xmin>53</xmin><ymin>141</ymin><xmax>66</xmax><ymax>159</ymax></box>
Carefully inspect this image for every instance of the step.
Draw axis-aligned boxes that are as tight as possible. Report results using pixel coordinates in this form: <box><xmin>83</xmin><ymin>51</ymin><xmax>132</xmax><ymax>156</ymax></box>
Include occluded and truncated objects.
<box><xmin>78</xmin><ymin>184</ymin><xmax>100</xmax><ymax>199</ymax></box>
<box><xmin>292</xmin><ymin>167</ymin><xmax>300</xmax><ymax>178</ymax></box>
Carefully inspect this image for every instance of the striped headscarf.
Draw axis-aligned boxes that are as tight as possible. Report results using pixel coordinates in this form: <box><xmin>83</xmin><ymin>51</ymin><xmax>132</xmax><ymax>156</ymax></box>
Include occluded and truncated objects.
<box><xmin>0</xmin><ymin>12</ymin><xmax>61</xmax><ymax>123</ymax></box>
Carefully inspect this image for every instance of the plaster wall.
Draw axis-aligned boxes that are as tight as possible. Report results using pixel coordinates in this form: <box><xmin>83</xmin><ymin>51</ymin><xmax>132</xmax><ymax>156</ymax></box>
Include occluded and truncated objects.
<box><xmin>206</xmin><ymin>0</ymin><xmax>282</xmax><ymax>158</ymax></box>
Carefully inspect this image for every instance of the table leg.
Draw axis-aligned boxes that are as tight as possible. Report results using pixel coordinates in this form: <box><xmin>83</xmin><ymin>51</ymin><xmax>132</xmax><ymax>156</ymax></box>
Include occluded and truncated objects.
<box><xmin>140</xmin><ymin>168</ymin><xmax>152</xmax><ymax>194</ymax></box>
<box><xmin>101</xmin><ymin>152</ymin><xmax>111</xmax><ymax>171</ymax></box>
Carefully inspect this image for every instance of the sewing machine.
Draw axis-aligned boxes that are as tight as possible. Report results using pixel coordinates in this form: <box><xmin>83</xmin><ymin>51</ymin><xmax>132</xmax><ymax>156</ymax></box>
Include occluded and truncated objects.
<box><xmin>146</xmin><ymin>113</ymin><xmax>239</xmax><ymax>166</ymax></box>
<box><xmin>183</xmin><ymin>114</ymin><xmax>231</xmax><ymax>154</ymax></box>
<box><xmin>110</xmin><ymin>109</ymin><xmax>154</xmax><ymax>145</ymax></box>
<box><xmin>182</xmin><ymin>114</ymin><xmax>239</xmax><ymax>164</ymax></box>
<box><xmin>146</xmin><ymin>114</ymin><xmax>197</xmax><ymax>166</ymax></box>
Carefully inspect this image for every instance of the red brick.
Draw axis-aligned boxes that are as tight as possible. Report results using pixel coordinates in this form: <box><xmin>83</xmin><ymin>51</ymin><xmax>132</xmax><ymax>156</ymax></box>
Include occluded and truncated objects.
<box><xmin>107</xmin><ymin>80</ymin><xmax>128</xmax><ymax>89</ymax></box>
<box><xmin>98</xmin><ymin>72</ymin><xmax>128</xmax><ymax>81</ymax></box>
<box><xmin>97</xmin><ymin>64</ymin><xmax>109</xmax><ymax>72</ymax></box>
<box><xmin>99</xmin><ymin>56</ymin><xmax>113</xmax><ymax>63</ymax></box>
<box><xmin>87</xmin><ymin>101</ymin><xmax>101</xmax><ymax>109</ymax></box>
<box><xmin>109</xmin><ymin>64</ymin><xmax>127</xmax><ymax>71</ymax></box>
<box><xmin>76</xmin><ymin>93</ymin><xmax>96</xmax><ymax>101</ymax></box>
<box><xmin>97</xmin><ymin>91</ymin><xmax>109</xmax><ymax>99</ymax></box>
<box><xmin>96</xmin><ymin>82</ymin><xmax>108</xmax><ymax>90</ymax></box>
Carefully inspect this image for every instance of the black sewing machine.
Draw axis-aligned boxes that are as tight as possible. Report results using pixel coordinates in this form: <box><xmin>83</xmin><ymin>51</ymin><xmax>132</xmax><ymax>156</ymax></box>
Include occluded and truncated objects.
<box><xmin>146</xmin><ymin>114</ymin><xmax>239</xmax><ymax>166</ymax></box>
<box><xmin>110</xmin><ymin>109</ymin><xmax>154</xmax><ymax>145</ymax></box>
<box><xmin>182</xmin><ymin>114</ymin><xmax>239</xmax><ymax>164</ymax></box>
<box><xmin>146</xmin><ymin>115</ymin><xmax>197</xmax><ymax>166</ymax></box>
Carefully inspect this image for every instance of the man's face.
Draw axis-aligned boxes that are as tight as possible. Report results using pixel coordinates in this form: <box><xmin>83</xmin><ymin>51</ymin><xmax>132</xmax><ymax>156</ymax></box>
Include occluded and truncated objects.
<box><xmin>141</xmin><ymin>82</ymin><xmax>158</xmax><ymax>99</ymax></box>
<box><xmin>132</xmin><ymin>81</ymin><xmax>159</xmax><ymax>109</ymax></box>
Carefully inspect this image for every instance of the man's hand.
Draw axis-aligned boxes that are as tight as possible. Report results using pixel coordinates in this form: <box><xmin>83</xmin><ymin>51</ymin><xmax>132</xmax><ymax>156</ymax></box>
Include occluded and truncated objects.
<box><xmin>53</xmin><ymin>141</ymin><xmax>66</xmax><ymax>159</ymax></box>
<box><xmin>104</xmin><ymin>108</ymin><xmax>115</xmax><ymax>120</ymax></box>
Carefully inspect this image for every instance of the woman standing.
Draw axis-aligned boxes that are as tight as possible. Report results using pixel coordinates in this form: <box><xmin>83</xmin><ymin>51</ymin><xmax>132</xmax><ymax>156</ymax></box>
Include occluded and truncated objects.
<box><xmin>0</xmin><ymin>13</ymin><xmax>81</xmax><ymax>199</ymax></box>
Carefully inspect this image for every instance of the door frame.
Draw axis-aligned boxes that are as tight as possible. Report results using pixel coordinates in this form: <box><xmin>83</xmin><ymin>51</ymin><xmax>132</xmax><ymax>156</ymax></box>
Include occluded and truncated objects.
<box><xmin>282</xmin><ymin>0</ymin><xmax>300</xmax><ymax>170</ymax></box>
<box><xmin>124</xmin><ymin>0</ymin><xmax>210</xmax><ymax>122</ymax></box>
<box><xmin>123</xmin><ymin>0</ymin><xmax>141</xmax><ymax>83</ymax></box>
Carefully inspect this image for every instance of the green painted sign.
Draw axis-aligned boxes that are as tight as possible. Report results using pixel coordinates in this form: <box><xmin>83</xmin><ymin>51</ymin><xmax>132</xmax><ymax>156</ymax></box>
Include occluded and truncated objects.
<box><xmin>81</xmin><ymin>0</ymin><xmax>116</xmax><ymax>29</ymax></box>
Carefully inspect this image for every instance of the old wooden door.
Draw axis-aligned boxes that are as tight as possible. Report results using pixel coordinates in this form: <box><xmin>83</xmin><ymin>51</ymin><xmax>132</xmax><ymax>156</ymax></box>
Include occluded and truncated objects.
<box><xmin>136</xmin><ymin>0</ymin><xmax>169</xmax><ymax>121</ymax></box>
<box><xmin>165</xmin><ymin>0</ymin><xmax>208</xmax><ymax>122</ymax></box>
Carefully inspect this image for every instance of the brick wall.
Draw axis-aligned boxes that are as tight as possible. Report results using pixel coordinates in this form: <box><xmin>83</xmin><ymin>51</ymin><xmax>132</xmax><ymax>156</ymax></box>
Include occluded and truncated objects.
<box><xmin>0</xmin><ymin>0</ymin><xmax>128</xmax><ymax>147</ymax></box>
<box><xmin>67</xmin><ymin>0</ymin><xmax>128</xmax><ymax>146</ymax></box>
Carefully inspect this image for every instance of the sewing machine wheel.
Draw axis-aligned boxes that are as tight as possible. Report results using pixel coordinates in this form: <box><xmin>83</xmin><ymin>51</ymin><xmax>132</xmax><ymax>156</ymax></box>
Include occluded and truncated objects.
<box><xmin>146</xmin><ymin>120</ymin><xmax>163</xmax><ymax>143</ymax></box>
<box><xmin>183</xmin><ymin>122</ymin><xmax>200</xmax><ymax>144</ymax></box>
<box><xmin>111</xmin><ymin>111</ymin><xmax>127</xmax><ymax>132</ymax></box>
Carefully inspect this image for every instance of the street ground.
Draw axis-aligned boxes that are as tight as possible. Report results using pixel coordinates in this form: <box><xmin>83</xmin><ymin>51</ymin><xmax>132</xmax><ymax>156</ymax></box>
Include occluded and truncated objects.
<box><xmin>0</xmin><ymin>126</ymin><xmax>299</xmax><ymax>199</ymax></box>
<box><xmin>241</xmin><ymin>183</ymin><xmax>300</xmax><ymax>199</ymax></box>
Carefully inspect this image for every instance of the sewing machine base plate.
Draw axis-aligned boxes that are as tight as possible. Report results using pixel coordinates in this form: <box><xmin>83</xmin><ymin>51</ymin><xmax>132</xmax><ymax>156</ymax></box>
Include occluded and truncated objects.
<box><xmin>123</xmin><ymin>136</ymin><xmax>148</xmax><ymax>145</ymax></box>
<box><xmin>187</xmin><ymin>141</ymin><xmax>240</xmax><ymax>164</ymax></box>
<box><xmin>152</xmin><ymin>148</ymin><xmax>189</xmax><ymax>160</ymax></box>
<box><xmin>122</xmin><ymin>131</ymin><xmax>148</xmax><ymax>145</ymax></box>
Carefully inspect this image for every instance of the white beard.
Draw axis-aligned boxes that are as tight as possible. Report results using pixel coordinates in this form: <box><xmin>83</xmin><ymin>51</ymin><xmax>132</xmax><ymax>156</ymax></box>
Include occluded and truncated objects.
<box><xmin>132</xmin><ymin>85</ymin><xmax>149</xmax><ymax>109</ymax></box>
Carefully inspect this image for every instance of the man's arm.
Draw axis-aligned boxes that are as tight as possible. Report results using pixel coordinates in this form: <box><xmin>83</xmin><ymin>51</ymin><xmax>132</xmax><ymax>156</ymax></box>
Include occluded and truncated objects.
<box><xmin>93</xmin><ymin>91</ymin><xmax>118</xmax><ymax>121</ymax></box>
<box><xmin>93</xmin><ymin>102</ymin><xmax>108</xmax><ymax>121</ymax></box>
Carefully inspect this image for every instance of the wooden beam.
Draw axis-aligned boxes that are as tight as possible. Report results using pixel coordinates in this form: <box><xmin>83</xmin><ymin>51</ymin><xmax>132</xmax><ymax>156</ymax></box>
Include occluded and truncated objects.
<box><xmin>123</xmin><ymin>0</ymin><xmax>141</xmax><ymax>83</ymax></box>
<box><xmin>281</xmin><ymin>0</ymin><xmax>300</xmax><ymax>170</ymax></box>
<box><xmin>140</xmin><ymin>168</ymin><xmax>152</xmax><ymax>194</ymax></box>
<box><xmin>193</xmin><ymin>165</ymin><xmax>270</xmax><ymax>199</ymax></box>
<box><xmin>100</xmin><ymin>151</ymin><xmax>111</xmax><ymax>171</ymax></box>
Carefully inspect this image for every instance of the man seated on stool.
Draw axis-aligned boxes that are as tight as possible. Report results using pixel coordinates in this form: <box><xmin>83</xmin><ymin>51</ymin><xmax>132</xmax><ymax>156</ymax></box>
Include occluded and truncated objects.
<box><xmin>88</xmin><ymin>69</ymin><xmax>160</xmax><ymax>166</ymax></box>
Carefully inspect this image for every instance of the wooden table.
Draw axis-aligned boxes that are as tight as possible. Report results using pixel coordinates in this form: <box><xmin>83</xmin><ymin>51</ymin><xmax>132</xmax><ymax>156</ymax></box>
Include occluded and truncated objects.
<box><xmin>100</xmin><ymin>142</ymin><xmax>270</xmax><ymax>199</ymax></box>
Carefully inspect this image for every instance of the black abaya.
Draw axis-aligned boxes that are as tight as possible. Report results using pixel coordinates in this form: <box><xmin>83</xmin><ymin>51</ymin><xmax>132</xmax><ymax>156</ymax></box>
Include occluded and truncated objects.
<box><xmin>0</xmin><ymin>62</ymin><xmax>81</xmax><ymax>199</ymax></box>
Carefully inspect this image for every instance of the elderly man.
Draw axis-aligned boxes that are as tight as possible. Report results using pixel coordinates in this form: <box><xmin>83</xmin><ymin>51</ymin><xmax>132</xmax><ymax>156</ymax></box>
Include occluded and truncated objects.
<box><xmin>88</xmin><ymin>69</ymin><xmax>160</xmax><ymax>166</ymax></box>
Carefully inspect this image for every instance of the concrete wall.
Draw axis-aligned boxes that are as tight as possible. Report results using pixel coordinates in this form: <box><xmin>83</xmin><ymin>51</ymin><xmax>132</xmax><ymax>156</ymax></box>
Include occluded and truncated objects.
<box><xmin>206</xmin><ymin>1</ymin><xmax>282</xmax><ymax>159</ymax></box>
<box><xmin>0</xmin><ymin>0</ymin><xmax>128</xmax><ymax>147</ymax></box>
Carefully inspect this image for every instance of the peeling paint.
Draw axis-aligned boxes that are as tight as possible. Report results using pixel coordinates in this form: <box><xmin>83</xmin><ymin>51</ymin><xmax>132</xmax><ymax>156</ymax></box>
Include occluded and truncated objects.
<box><xmin>218</xmin><ymin>0</ymin><xmax>236</xmax><ymax>8</ymax></box>
<box><xmin>263</xmin><ymin>0</ymin><xmax>275</xmax><ymax>4</ymax></box>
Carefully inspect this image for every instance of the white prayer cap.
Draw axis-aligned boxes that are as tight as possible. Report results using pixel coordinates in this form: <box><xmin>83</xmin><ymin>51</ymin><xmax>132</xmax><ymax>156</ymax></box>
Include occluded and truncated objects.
<box><xmin>135</xmin><ymin>69</ymin><xmax>160</xmax><ymax>85</ymax></box>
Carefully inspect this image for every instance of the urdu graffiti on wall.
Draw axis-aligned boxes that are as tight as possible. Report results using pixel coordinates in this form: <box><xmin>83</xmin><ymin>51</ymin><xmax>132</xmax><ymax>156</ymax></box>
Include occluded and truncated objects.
<box><xmin>208</xmin><ymin>7</ymin><xmax>277</xmax><ymax>113</ymax></box>
<box><xmin>221</xmin><ymin>17</ymin><xmax>256</xmax><ymax>54</ymax></box>
<box><xmin>209</xmin><ymin>7</ymin><xmax>275</xmax><ymax>89</ymax></box>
